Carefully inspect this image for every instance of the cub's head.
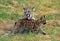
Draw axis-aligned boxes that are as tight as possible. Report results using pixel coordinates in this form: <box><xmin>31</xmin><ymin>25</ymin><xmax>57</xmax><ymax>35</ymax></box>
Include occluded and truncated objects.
<box><xmin>37</xmin><ymin>15</ymin><xmax>46</xmax><ymax>25</ymax></box>
<box><xmin>40</xmin><ymin>15</ymin><xmax>46</xmax><ymax>25</ymax></box>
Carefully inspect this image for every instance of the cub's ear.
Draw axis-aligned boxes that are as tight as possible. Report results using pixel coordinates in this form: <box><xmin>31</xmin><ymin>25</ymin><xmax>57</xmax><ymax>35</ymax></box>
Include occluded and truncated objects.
<box><xmin>32</xmin><ymin>7</ymin><xmax>35</xmax><ymax>11</ymax></box>
<box><xmin>43</xmin><ymin>15</ymin><xmax>45</xmax><ymax>18</ymax></box>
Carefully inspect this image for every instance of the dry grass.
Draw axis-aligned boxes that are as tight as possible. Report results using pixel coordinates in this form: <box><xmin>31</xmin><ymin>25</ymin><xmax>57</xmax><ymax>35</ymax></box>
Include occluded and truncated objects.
<box><xmin>0</xmin><ymin>0</ymin><xmax>60</xmax><ymax>41</ymax></box>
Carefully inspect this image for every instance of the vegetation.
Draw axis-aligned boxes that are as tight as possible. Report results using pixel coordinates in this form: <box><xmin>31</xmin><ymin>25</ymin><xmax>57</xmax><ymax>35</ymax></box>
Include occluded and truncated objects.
<box><xmin>0</xmin><ymin>0</ymin><xmax>60</xmax><ymax>41</ymax></box>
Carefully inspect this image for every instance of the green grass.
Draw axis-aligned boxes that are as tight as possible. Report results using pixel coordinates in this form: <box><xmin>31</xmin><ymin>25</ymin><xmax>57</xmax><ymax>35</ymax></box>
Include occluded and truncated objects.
<box><xmin>46</xmin><ymin>14</ymin><xmax>60</xmax><ymax>20</ymax></box>
<box><xmin>0</xmin><ymin>12</ymin><xmax>24</xmax><ymax>23</ymax></box>
<box><xmin>0</xmin><ymin>0</ymin><xmax>60</xmax><ymax>41</ymax></box>
<box><xmin>0</xmin><ymin>0</ymin><xmax>12</xmax><ymax>4</ymax></box>
<box><xmin>0</xmin><ymin>26</ymin><xmax>60</xmax><ymax>41</ymax></box>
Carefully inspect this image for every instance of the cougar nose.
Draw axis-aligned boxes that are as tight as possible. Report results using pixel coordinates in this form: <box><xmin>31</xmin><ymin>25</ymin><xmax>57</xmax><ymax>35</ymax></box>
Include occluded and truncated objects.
<box><xmin>43</xmin><ymin>22</ymin><xmax>46</xmax><ymax>25</ymax></box>
<box><xmin>26</xmin><ymin>14</ymin><xmax>30</xmax><ymax>17</ymax></box>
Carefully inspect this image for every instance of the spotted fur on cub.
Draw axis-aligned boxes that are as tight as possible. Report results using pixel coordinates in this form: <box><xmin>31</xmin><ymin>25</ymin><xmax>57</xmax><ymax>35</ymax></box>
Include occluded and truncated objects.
<box><xmin>12</xmin><ymin>15</ymin><xmax>46</xmax><ymax>35</ymax></box>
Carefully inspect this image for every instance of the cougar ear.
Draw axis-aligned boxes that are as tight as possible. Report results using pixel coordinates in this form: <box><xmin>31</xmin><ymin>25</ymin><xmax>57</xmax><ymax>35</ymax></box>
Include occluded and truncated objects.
<box><xmin>32</xmin><ymin>7</ymin><xmax>35</xmax><ymax>11</ymax></box>
<box><xmin>23</xmin><ymin>7</ymin><xmax>27</xmax><ymax>10</ymax></box>
<box><xmin>40</xmin><ymin>15</ymin><xmax>45</xmax><ymax>20</ymax></box>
